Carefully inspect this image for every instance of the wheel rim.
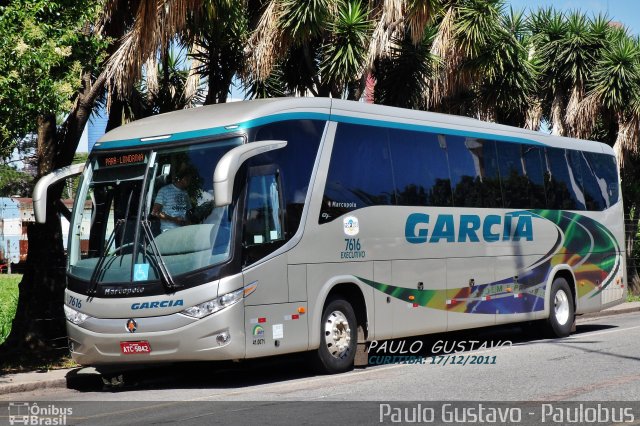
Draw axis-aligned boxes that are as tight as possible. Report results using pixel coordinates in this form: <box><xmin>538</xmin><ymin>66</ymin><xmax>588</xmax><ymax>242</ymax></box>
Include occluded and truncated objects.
<box><xmin>323</xmin><ymin>310</ymin><xmax>352</xmax><ymax>359</ymax></box>
<box><xmin>554</xmin><ymin>289</ymin><xmax>570</xmax><ymax>326</ymax></box>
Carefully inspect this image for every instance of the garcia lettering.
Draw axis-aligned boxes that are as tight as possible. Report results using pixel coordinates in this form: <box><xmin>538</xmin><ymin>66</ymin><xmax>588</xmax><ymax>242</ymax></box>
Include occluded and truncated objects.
<box><xmin>405</xmin><ymin>213</ymin><xmax>533</xmax><ymax>244</ymax></box>
<box><xmin>131</xmin><ymin>299</ymin><xmax>184</xmax><ymax>310</ymax></box>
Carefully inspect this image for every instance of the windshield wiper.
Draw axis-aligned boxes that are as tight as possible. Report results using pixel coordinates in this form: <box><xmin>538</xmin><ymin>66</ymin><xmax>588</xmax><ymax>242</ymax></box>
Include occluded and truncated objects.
<box><xmin>87</xmin><ymin>187</ymin><xmax>135</xmax><ymax>297</ymax></box>
<box><xmin>87</xmin><ymin>218</ymin><xmax>124</xmax><ymax>297</ymax></box>
<box><xmin>140</xmin><ymin>220</ymin><xmax>179</xmax><ymax>291</ymax></box>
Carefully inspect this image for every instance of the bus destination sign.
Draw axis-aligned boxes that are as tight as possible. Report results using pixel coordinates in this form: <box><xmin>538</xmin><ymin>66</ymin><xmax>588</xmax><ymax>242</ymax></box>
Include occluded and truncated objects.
<box><xmin>99</xmin><ymin>152</ymin><xmax>146</xmax><ymax>167</ymax></box>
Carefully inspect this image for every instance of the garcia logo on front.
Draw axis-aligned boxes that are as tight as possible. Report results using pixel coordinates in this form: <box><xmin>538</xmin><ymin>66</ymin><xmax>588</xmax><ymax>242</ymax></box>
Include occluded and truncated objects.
<box><xmin>131</xmin><ymin>299</ymin><xmax>184</xmax><ymax>310</ymax></box>
<box><xmin>8</xmin><ymin>402</ymin><xmax>72</xmax><ymax>425</ymax></box>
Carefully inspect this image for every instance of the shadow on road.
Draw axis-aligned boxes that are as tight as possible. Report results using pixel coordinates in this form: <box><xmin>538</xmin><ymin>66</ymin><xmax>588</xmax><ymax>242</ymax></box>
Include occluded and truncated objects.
<box><xmin>65</xmin><ymin>319</ymin><xmax>621</xmax><ymax>393</ymax></box>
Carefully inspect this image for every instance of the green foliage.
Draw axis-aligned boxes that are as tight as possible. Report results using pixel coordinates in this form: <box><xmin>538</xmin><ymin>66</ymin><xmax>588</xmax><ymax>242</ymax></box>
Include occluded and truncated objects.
<box><xmin>528</xmin><ymin>8</ymin><xmax>569</xmax><ymax>94</ymax></box>
<box><xmin>374</xmin><ymin>24</ymin><xmax>439</xmax><ymax>109</ymax></box>
<box><xmin>321</xmin><ymin>1</ymin><xmax>372</xmax><ymax>86</ymax></box>
<box><xmin>0</xmin><ymin>165</ymin><xmax>33</xmax><ymax>197</ymax></box>
<box><xmin>590</xmin><ymin>36</ymin><xmax>640</xmax><ymax>112</ymax></box>
<box><xmin>454</xmin><ymin>0</ymin><xmax>505</xmax><ymax>58</ymax></box>
<box><xmin>189</xmin><ymin>0</ymin><xmax>248</xmax><ymax>104</ymax></box>
<box><xmin>0</xmin><ymin>275</ymin><xmax>20</xmax><ymax>346</ymax></box>
<box><xmin>0</xmin><ymin>0</ymin><xmax>106</xmax><ymax>160</ymax></box>
<box><xmin>472</xmin><ymin>9</ymin><xmax>538</xmax><ymax>125</ymax></box>
<box><xmin>150</xmin><ymin>49</ymin><xmax>196</xmax><ymax>114</ymax></box>
<box><xmin>245</xmin><ymin>65</ymin><xmax>288</xmax><ymax>99</ymax></box>
<box><xmin>281</xmin><ymin>0</ymin><xmax>332</xmax><ymax>42</ymax></box>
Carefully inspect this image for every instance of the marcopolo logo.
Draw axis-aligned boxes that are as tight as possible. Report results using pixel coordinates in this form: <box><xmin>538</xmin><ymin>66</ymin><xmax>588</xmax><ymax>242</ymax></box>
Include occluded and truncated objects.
<box><xmin>8</xmin><ymin>402</ymin><xmax>72</xmax><ymax>425</ymax></box>
<box><xmin>405</xmin><ymin>213</ymin><xmax>533</xmax><ymax>244</ymax></box>
<box><xmin>131</xmin><ymin>299</ymin><xmax>184</xmax><ymax>310</ymax></box>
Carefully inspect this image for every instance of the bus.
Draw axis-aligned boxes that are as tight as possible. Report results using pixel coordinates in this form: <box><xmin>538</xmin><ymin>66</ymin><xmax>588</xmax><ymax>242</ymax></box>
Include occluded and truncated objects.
<box><xmin>34</xmin><ymin>98</ymin><xmax>626</xmax><ymax>373</ymax></box>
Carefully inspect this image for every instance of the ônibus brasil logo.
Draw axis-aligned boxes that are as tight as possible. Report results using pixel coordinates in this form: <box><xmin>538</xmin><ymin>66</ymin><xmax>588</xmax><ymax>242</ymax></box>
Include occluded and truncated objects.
<box><xmin>8</xmin><ymin>402</ymin><xmax>72</xmax><ymax>425</ymax></box>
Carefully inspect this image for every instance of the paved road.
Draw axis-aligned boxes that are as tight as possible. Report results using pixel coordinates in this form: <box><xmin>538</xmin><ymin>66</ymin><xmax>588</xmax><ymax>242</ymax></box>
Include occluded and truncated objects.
<box><xmin>1</xmin><ymin>312</ymin><xmax>640</xmax><ymax>424</ymax></box>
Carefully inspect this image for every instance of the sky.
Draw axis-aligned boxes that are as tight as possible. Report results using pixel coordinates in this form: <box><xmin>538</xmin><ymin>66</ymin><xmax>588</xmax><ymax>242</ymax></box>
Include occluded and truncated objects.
<box><xmin>506</xmin><ymin>0</ymin><xmax>640</xmax><ymax>34</ymax></box>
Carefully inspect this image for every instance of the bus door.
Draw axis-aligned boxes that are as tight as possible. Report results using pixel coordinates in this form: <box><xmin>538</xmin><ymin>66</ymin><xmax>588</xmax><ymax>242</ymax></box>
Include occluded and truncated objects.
<box><xmin>241</xmin><ymin>164</ymin><xmax>308</xmax><ymax>357</ymax></box>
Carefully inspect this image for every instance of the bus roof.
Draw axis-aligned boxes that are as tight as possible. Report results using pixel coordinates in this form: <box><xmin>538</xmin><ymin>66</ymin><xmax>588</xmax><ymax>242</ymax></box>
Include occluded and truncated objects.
<box><xmin>94</xmin><ymin>97</ymin><xmax>614</xmax><ymax>156</ymax></box>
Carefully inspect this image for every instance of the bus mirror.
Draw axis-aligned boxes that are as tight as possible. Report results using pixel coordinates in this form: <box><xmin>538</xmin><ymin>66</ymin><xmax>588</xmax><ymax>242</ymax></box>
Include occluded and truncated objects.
<box><xmin>213</xmin><ymin>140</ymin><xmax>287</xmax><ymax>207</ymax></box>
<box><xmin>33</xmin><ymin>163</ymin><xmax>85</xmax><ymax>223</ymax></box>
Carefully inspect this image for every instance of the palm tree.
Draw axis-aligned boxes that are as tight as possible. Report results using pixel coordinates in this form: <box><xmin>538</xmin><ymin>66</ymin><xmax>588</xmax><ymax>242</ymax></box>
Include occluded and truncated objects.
<box><xmin>563</xmin><ymin>13</ymin><xmax>611</xmax><ymax>137</ymax></box>
<box><xmin>527</xmin><ymin>9</ymin><xmax>614</xmax><ymax>135</ymax></box>
<box><xmin>524</xmin><ymin>7</ymin><xmax>568</xmax><ymax>134</ymax></box>
<box><xmin>185</xmin><ymin>0</ymin><xmax>249</xmax><ymax>104</ymax></box>
<box><xmin>425</xmin><ymin>0</ymin><xmax>536</xmax><ymax>125</ymax></box>
<box><xmin>373</xmin><ymin>24</ymin><xmax>439</xmax><ymax>109</ymax></box>
<box><xmin>574</xmin><ymin>33</ymin><xmax>640</xmax><ymax>163</ymax></box>
<box><xmin>245</xmin><ymin>0</ymin><xmax>372</xmax><ymax>98</ymax></box>
<box><xmin>471</xmin><ymin>8</ymin><xmax>537</xmax><ymax>126</ymax></box>
<box><xmin>244</xmin><ymin>0</ymin><xmax>439</xmax><ymax>100</ymax></box>
<box><xmin>102</xmin><ymin>0</ymin><xmax>206</xmax><ymax>100</ymax></box>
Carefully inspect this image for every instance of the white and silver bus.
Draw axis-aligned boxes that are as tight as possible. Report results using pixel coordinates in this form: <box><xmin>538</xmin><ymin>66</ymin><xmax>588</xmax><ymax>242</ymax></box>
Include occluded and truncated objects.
<box><xmin>35</xmin><ymin>98</ymin><xmax>626</xmax><ymax>373</ymax></box>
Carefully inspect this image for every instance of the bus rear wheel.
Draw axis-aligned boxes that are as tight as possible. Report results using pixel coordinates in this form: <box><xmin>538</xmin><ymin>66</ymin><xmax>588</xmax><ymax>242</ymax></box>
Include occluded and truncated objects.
<box><xmin>547</xmin><ymin>277</ymin><xmax>574</xmax><ymax>338</ymax></box>
<box><xmin>314</xmin><ymin>297</ymin><xmax>357</xmax><ymax>374</ymax></box>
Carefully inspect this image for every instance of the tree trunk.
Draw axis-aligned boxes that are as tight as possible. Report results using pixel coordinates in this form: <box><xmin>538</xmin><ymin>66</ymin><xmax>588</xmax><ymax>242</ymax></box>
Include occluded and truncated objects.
<box><xmin>0</xmin><ymin>115</ymin><xmax>68</xmax><ymax>359</ymax></box>
<box><xmin>0</xmin><ymin>72</ymin><xmax>105</xmax><ymax>360</ymax></box>
<box><xmin>550</xmin><ymin>90</ymin><xmax>566</xmax><ymax>136</ymax></box>
<box><xmin>106</xmin><ymin>97</ymin><xmax>125</xmax><ymax>132</ymax></box>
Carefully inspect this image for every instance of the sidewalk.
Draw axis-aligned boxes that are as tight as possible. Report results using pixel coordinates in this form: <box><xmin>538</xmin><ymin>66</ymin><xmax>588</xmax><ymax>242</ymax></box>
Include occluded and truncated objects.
<box><xmin>0</xmin><ymin>367</ymin><xmax>102</xmax><ymax>396</ymax></box>
<box><xmin>1</xmin><ymin>301</ymin><xmax>640</xmax><ymax>396</ymax></box>
<box><xmin>579</xmin><ymin>301</ymin><xmax>640</xmax><ymax>319</ymax></box>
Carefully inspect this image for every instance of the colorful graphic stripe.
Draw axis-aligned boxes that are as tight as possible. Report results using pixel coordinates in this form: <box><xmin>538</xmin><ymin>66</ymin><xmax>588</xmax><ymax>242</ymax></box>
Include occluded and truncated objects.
<box><xmin>357</xmin><ymin>210</ymin><xmax>620</xmax><ymax>315</ymax></box>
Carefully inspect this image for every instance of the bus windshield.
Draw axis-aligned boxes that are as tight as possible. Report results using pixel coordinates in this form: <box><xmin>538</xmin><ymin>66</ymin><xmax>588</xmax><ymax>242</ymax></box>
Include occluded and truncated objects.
<box><xmin>68</xmin><ymin>137</ymin><xmax>243</xmax><ymax>285</ymax></box>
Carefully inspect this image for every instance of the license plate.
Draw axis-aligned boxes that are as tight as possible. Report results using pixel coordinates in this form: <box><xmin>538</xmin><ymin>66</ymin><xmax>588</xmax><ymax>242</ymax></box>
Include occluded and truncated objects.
<box><xmin>120</xmin><ymin>341</ymin><xmax>151</xmax><ymax>354</ymax></box>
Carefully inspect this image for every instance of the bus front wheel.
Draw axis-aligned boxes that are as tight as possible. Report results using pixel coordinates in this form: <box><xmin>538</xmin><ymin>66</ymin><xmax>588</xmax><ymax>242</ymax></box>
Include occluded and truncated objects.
<box><xmin>314</xmin><ymin>297</ymin><xmax>357</xmax><ymax>374</ymax></box>
<box><xmin>547</xmin><ymin>277</ymin><xmax>574</xmax><ymax>337</ymax></box>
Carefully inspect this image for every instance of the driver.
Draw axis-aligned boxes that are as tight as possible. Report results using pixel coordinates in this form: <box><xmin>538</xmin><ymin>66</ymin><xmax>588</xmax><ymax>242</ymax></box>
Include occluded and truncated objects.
<box><xmin>152</xmin><ymin>168</ymin><xmax>193</xmax><ymax>232</ymax></box>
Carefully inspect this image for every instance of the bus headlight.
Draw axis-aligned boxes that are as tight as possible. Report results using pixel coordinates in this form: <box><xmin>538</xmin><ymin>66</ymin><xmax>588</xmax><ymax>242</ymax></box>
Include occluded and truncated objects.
<box><xmin>64</xmin><ymin>305</ymin><xmax>90</xmax><ymax>325</ymax></box>
<box><xmin>181</xmin><ymin>285</ymin><xmax>251</xmax><ymax>319</ymax></box>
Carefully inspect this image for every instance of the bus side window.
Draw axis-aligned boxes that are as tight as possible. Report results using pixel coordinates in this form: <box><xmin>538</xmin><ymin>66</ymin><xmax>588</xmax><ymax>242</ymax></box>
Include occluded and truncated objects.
<box><xmin>243</xmin><ymin>167</ymin><xmax>285</xmax><ymax>247</ymax></box>
<box><xmin>577</xmin><ymin>152</ymin><xmax>607</xmax><ymax>211</ymax></box>
<box><xmin>496</xmin><ymin>142</ymin><xmax>547</xmax><ymax>209</ymax></box>
<box><xmin>447</xmin><ymin>137</ymin><xmax>502</xmax><ymax>208</ymax></box>
<box><xmin>389</xmin><ymin>128</ymin><xmax>452</xmax><ymax>207</ymax></box>
<box><xmin>320</xmin><ymin>123</ymin><xmax>395</xmax><ymax>222</ymax></box>
<box><xmin>585</xmin><ymin>152</ymin><xmax>619</xmax><ymax>208</ymax></box>
<box><xmin>544</xmin><ymin>148</ymin><xmax>585</xmax><ymax>210</ymax></box>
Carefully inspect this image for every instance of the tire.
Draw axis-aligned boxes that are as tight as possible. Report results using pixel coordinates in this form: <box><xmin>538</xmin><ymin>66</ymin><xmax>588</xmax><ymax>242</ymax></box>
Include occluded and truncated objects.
<box><xmin>314</xmin><ymin>297</ymin><xmax>357</xmax><ymax>374</ymax></box>
<box><xmin>547</xmin><ymin>277</ymin><xmax>575</xmax><ymax>337</ymax></box>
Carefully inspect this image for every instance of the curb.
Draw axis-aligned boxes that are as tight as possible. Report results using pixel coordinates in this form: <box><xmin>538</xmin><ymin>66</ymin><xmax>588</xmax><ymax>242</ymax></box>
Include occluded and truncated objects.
<box><xmin>0</xmin><ymin>378</ymin><xmax>67</xmax><ymax>396</ymax></box>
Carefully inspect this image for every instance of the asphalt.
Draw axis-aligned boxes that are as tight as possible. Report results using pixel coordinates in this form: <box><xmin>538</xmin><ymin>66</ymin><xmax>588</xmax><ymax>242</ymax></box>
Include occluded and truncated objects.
<box><xmin>1</xmin><ymin>301</ymin><xmax>639</xmax><ymax>396</ymax></box>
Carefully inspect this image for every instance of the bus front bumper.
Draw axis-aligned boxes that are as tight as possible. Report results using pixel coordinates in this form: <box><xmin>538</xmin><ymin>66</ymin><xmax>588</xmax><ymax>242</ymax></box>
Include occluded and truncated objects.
<box><xmin>66</xmin><ymin>301</ymin><xmax>245</xmax><ymax>365</ymax></box>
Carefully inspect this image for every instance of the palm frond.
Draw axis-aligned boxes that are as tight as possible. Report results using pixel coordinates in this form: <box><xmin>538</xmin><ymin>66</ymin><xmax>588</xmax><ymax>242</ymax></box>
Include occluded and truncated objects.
<box><xmin>245</xmin><ymin>0</ymin><xmax>285</xmax><ymax>81</ymax></box>
<box><xmin>183</xmin><ymin>43</ymin><xmax>205</xmax><ymax>107</ymax></box>
<box><xmin>569</xmin><ymin>92</ymin><xmax>601</xmax><ymax>139</ymax></box>
<box><xmin>405</xmin><ymin>0</ymin><xmax>439</xmax><ymax>45</ymax></box>
<box><xmin>280</xmin><ymin>0</ymin><xmax>333</xmax><ymax>42</ymax></box>
<box><xmin>374</xmin><ymin>24</ymin><xmax>439</xmax><ymax>108</ymax></box>
<box><xmin>428</xmin><ymin>4</ymin><xmax>457</xmax><ymax>107</ymax></box>
<box><xmin>103</xmin><ymin>0</ymin><xmax>202</xmax><ymax>99</ymax></box>
<box><xmin>145</xmin><ymin>55</ymin><xmax>159</xmax><ymax>99</ymax></box>
<box><xmin>321</xmin><ymin>0</ymin><xmax>373</xmax><ymax>87</ymax></box>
